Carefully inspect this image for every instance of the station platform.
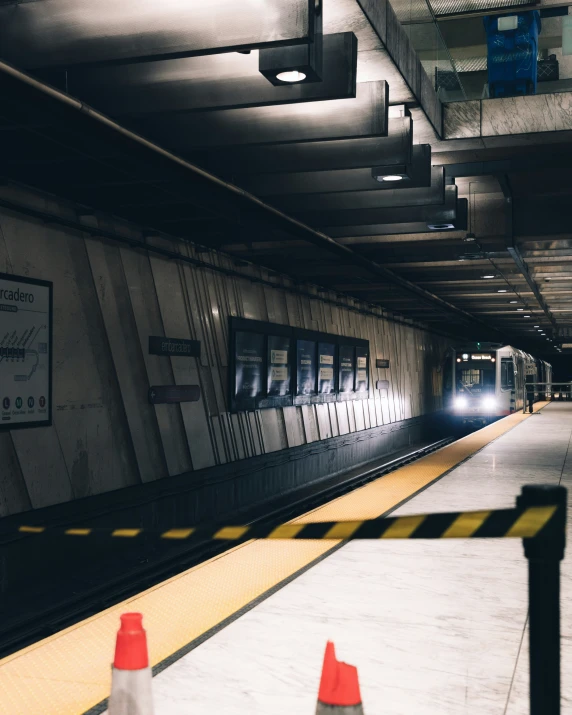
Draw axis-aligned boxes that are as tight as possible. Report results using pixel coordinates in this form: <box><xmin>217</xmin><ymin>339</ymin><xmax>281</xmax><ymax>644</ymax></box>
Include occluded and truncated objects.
<box><xmin>1</xmin><ymin>400</ymin><xmax>570</xmax><ymax>714</ymax></box>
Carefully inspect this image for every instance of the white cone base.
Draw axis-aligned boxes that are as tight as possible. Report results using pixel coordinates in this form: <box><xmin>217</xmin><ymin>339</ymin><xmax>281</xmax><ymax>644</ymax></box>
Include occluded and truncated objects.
<box><xmin>316</xmin><ymin>703</ymin><xmax>364</xmax><ymax>715</ymax></box>
<box><xmin>108</xmin><ymin>666</ymin><xmax>155</xmax><ymax>715</ymax></box>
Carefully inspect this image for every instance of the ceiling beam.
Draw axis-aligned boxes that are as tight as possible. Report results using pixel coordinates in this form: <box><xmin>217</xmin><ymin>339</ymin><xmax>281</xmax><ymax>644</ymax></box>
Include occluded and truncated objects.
<box><xmin>130</xmin><ymin>80</ymin><xmax>389</xmax><ymax>150</ymax></box>
<box><xmin>237</xmin><ymin>144</ymin><xmax>431</xmax><ymax>197</ymax></box>
<box><xmin>52</xmin><ymin>33</ymin><xmax>358</xmax><ymax>115</ymax></box>
<box><xmin>196</xmin><ymin>114</ymin><xmax>412</xmax><ymax>176</ymax></box>
<box><xmin>0</xmin><ymin>0</ymin><xmax>319</xmax><ymax>68</ymax></box>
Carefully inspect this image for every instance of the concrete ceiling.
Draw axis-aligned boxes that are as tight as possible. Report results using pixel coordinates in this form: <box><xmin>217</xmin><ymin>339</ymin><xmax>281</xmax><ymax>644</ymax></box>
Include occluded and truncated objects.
<box><xmin>0</xmin><ymin>0</ymin><xmax>569</xmax><ymax>354</ymax></box>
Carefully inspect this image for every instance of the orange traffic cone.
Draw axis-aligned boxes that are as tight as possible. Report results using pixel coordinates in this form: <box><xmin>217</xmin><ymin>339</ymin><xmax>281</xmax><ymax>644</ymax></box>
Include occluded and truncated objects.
<box><xmin>108</xmin><ymin>613</ymin><xmax>154</xmax><ymax>715</ymax></box>
<box><xmin>316</xmin><ymin>641</ymin><xmax>364</xmax><ymax>714</ymax></box>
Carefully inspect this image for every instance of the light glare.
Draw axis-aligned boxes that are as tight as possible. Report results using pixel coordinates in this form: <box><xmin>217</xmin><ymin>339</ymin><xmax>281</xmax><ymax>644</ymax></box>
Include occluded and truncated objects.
<box><xmin>276</xmin><ymin>70</ymin><xmax>306</xmax><ymax>82</ymax></box>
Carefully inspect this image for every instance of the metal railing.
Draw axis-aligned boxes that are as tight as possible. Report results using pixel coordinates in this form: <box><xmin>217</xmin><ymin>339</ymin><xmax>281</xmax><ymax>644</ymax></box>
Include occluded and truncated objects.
<box><xmin>523</xmin><ymin>382</ymin><xmax>572</xmax><ymax>413</ymax></box>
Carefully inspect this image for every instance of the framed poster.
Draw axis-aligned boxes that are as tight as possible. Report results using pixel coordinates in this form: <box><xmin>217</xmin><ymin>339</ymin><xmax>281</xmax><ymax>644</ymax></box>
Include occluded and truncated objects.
<box><xmin>338</xmin><ymin>345</ymin><xmax>355</xmax><ymax>401</ymax></box>
<box><xmin>233</xmin><ymin>330</ymin><xmax>264</xmax><ymax>411</ymax></box>
<box><xmin>259</xmin><ymin>334</ymin><xmax>292</xmax><ymax>408</ymax></box>
<box><xmin>355</xmin><ymin>346</ymin><xmax>369</xmax><ymax>397</ymax></box>
<box><xmin>228</xmin><ymin>317</ymin><xmax>369</xmax><ymax>412</ymax></box>
<box><xmin>0</xmin><ymin>272</ymin><xmax>53</xmax><ymax>430</ymax></box>
<box><xmin>317</xmin><ymin>341</ymin><xmax>336</xmax><ymax>402</ymax></box>
<box><xmin>295</xmin><ymin>339</ymin><xmax>316</xmax><ymax>405</ymax></box>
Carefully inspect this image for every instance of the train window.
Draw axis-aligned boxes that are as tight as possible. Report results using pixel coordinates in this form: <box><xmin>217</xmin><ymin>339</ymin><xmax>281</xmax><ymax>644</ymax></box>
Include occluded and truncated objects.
<box><xmin>501</xmin><ymin>358</ymin><xmax>515</xmax><ymax>389</ymax></box>
<box><xmin>458</xmin><ymin>368</ymin><xmax>495</xmax><ymax>393</ymax></box>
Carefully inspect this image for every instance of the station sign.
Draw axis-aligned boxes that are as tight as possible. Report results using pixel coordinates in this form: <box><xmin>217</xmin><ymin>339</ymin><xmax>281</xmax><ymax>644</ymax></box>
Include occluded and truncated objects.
<box><xmin>0</xmin><ymin>273</ymin><xmax>52</xmax><ymax>429</ymax></box>
<box><xmin>148</xmin><ymin>335</ymin><xmax>200</xmax><ymax>358</ymax></box>
<box><xmin>148</xmin><ymin>385</ymin><xmax>200</xmax><ymax>404</ymax></box>
<box><xmin>376</xmin><ymin>358</ymin><xmax>390</xmax><ymax>368</ymax></box>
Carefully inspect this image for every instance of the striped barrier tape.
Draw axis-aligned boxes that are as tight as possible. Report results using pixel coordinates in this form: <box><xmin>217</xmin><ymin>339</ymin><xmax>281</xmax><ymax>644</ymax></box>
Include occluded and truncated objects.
<box><xmin>13</xmin><ymin>505</ymin><xmax>560</xmax><ymax>542</ymax></box>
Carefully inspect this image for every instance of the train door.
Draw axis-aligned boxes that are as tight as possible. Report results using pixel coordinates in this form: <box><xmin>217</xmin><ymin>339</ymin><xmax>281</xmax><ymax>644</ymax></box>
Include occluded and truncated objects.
<box><xmin>500</xmin><ymin>355</ymin><xmax>516</xmax><ymax>412</ymax></box>
<box><xmin>514</xmin><ymin>353</ymin><xmax>525</xmax><ymax>411</ymax></box>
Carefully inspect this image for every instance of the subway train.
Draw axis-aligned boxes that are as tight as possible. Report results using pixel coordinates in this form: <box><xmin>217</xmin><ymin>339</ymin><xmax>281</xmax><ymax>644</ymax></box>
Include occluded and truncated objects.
<box><xmin>443</xmin><ymin>344</ymin><xmax>552</xmax><ymax>426</ymax></box>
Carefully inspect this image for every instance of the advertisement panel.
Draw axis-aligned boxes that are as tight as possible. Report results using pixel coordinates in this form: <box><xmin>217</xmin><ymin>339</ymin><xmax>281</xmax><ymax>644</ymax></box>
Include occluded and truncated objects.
<box><xmin>355</xmin><ymin>346</ymin><xmax>369</xmax><ymax>396</ymax></box>
<box><xmin>338</xmin><ymin>345</ymin><xmax>355</xmax><ymax>400</ymax></box>
<box><xmin>318</xmin><ymin>341</ymin><xmax>336</xmax><ymax>401</ymax></box>
<box><xmin>234</xmin><ymin>331</ymin><xmax>264</xmax><ymax>409</ymax></box>
<box><xmin>295</xmin><ymin>339</ymin><xmax>316</xmax><ymax>404</ymax></box>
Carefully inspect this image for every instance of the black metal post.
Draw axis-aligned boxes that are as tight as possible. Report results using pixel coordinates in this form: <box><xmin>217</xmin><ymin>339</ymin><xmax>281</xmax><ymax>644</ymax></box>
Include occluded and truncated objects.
<box><xmin>517</xmin><ymin>485</ymin><xmax>567</xmax><ymax>715</ymax></box>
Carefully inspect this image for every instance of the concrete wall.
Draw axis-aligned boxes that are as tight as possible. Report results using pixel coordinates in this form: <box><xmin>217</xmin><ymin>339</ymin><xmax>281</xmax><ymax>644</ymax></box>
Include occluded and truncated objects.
<box><xmin>0</xmin><ymin>185</ymin><xmax>450</xmax><ymax>518</ymax></box>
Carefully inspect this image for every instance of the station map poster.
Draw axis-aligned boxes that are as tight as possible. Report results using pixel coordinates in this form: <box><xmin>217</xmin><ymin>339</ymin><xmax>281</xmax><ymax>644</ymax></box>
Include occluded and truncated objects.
<box><xmin>355</xmin><ymin>346</ymin><xmax>369</xmax><ymax>396</ymax></box>
<box><xmin>0</xmin><ymin>273</ymin><xmax>53</xmax><ymax>429</ymax></box>
<box><xmin>318</xmin><ymin>341</ymin><xmax>336</xmax><ymax>401</ymax></box>
<box><xmin>295</xmin><ymin>339</ymin><xmax>316</xmax><ymax>405</ymax></box>
<box><xmin>338</xmin><ymin>345</ymin><xmax>355</xmax><ymax>399</ymax></box>
<box><xmin>234</xmin><ymin>331</ymin><xmax>264</xmax><ymax>410</ymax></box>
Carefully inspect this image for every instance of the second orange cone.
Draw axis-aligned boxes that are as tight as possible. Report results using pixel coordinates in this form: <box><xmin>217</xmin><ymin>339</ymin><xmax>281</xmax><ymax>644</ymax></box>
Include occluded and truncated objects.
<box><xmin>315</xmin><ymin>641</ymin><xmax>364</xmax><ymax>714</ymax></box>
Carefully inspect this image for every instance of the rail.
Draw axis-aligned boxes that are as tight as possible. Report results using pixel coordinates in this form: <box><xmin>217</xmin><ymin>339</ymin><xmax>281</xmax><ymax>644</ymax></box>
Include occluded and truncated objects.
<box><xmin>522</xmin><ymin>382</ymin><xmax>572</xmax><ymax>413</ymax></box>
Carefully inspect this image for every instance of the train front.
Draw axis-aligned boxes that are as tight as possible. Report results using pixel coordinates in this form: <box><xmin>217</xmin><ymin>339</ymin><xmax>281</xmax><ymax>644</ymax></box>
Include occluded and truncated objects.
<box><xmin>451</xmin><ymin>350</ymin><xmax>498</xmax><ymax>424</ymax></box>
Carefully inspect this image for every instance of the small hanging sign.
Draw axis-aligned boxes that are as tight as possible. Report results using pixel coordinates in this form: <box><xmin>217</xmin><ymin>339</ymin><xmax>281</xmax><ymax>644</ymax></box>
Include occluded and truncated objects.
<box><xmin>148</xmin><ymin>385</ymin><xmax>200</xmax><ymax>404</ymax></box>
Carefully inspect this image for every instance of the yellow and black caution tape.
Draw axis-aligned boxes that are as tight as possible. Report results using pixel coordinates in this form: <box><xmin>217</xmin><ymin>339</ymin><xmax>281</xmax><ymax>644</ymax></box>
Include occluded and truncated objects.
<box><xmin>12</xmin><ymin>505</ymin><xmax>561</xmax><ymax>542</ymax></box>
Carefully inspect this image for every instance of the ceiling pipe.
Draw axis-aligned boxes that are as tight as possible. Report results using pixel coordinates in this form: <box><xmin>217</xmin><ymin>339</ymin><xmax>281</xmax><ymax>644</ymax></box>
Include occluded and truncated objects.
<box><xmin>0</xmin><ymin>57</ymin><xmax>497</xmax><ymax>335</ymax></box>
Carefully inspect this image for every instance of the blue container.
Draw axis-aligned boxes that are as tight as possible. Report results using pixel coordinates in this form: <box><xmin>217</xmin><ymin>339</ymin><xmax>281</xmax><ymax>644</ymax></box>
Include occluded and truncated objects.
<box><xmin>483</xmin><ymin>11</ymin><xmax>541</xmax><ymax>98</ymax></box>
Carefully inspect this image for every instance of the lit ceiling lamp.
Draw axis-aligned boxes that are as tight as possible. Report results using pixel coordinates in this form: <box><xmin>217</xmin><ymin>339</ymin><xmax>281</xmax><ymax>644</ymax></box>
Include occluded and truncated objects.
<box><xmin>498</xmin><ymin>289</ymin><xmax>508</xmax><ymax>293</ymax></box>
<box><xmin>523</xmin><ymin>315</ymin><xmax>531</xmax><ymax>317</ymax></box>
<box><xmin>259</xmin><ymin>4</ymin><xmax>323</xmax><ymax>85</ymax></box>
<box><xmin>509</xmin><ymin>300</ymin><xmax>518</xmax><ymax>304</ymax></box>
<box><xmin>534</xmin><ymin>325</ymin><xmax>540</xmax><ymax>327</ymax></box>
<box><xmin>517</xmin><ymin>308</ymin><xmax>524</xmax><ymax>311</ymax></box>
<box><xmin>428</xmin><ymin>223</ymin><xmax>455</xmax><ymax>230</ymax></box>
<box><xmin>482</xmin><ymin>274</ymin><xmax>495</xmax><ymax>279</ymax></box>
<box><xmin>371</xmin><ymin>166</ymin><xmax>409</xmax><ymax>182</ymax></box>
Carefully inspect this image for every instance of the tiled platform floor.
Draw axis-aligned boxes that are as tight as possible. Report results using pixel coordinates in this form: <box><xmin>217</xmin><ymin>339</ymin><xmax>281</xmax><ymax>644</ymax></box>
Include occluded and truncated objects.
<box><xmin>150</xmin><ymin>402</ymin><xmax>572</xmax><ymax>714</ymax></box>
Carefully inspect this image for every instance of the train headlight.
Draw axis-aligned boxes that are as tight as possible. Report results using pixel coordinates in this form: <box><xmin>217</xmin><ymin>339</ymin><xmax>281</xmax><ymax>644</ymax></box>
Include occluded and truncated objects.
<box><xmin>482</xmin><ymin>396</ymin><xmax>496</xmax><ymax>409</ymax></box>
<box><xmin>454</xmin><ymin>396</ymin><xmax>468</xmax><ymax>409</ymax></box>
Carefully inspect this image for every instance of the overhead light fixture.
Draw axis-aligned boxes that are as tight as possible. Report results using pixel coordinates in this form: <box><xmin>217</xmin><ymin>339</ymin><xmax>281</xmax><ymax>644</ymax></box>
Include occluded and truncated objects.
<box><xmin>259</xmin><ymin>7</ymin><xmax>323</xmax><ymax>86</ymax></box>
<box><xmin>498</xmin><ymin>289</ymin><xmax>508</xmax><ymax>293</ymax></box>
<box><xmin>534</xmin><ymin>325</ymin><xmax>540</xmax><ymax>328</ymax></box>
<box><xmin>428</xmin><ymin>223</ymin><xmax>455</xmax><ymax>230</ymax></box>
<box><xmin>275</xmin><ymin>70</ymin><xmax>307</xmax><ymax>82</ymax></box>
<box><xmin>482</xmin><ymin>275</ymin><xmax>495</xmax><ymax>279</ymax></box>
<box><xmin>517</xmin><ymin>308</ymin><xmax>524</xmax><ymax>311</ymax></box>
<box><xmin>378</xmin><ymin>174</ymin><xmax>405</xmax><ymax>182</ymax></box>
<box><xmin>523</xmin><ymin>315</ymin><xmax>531</xmax><ymax>318</ymax></box>
<box><xmin>509</xmin><ymin>300</ymin><xmax>518</xmax><ymax>304</ymax></box>
<box><xmin>371</xmin><ymin>166</ymin><xmax>409</xmax><ymax>183</ymax></box>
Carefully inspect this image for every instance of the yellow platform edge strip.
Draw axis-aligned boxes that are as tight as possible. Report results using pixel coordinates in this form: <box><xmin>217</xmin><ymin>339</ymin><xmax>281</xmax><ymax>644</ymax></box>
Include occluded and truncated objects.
<box><xmin>0</xmin><ymin>403</ymin><xmax>549</xmax><ymax>715</ymax></box>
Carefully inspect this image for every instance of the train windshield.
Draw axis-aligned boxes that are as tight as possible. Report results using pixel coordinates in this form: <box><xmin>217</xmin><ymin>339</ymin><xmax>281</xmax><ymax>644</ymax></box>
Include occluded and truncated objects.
<box><xmin>457</xmin><ymin>368</ymin><xmax>495</xmax><ymax>395</ymax></box>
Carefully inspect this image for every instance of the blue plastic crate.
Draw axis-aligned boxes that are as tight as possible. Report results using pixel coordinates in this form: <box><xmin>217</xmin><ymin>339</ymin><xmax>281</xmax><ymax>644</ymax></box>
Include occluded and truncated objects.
<box><xmin>483</xmin><ymin>11</ymin><xmax>541</xmax><ymax>98</ymax></box>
